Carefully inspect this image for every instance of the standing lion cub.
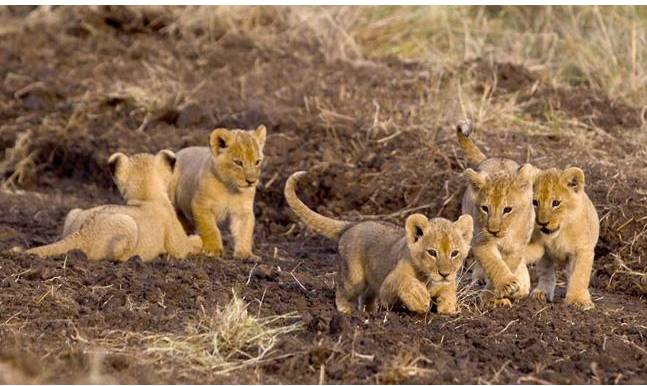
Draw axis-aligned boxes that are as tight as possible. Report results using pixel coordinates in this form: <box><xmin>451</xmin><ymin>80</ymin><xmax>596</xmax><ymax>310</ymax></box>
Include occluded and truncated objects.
<box><xmin>457</xmin><ymin>121</ymin><xmax>537</xmax><ymax>306</ymax></box>
<box><xmin>26</xmin><ymin>150</ymin><xmax>202</xmax><ymax>261</ymax></box>
<box><xmin>526</xmin><ymin>167</ymin><xmax>599</xmax><ymax>310</ymax></box>
<box><xmin>169</xmin><ymin>125</ymin><xmax>266</xmax><ymax>261</ymax></box>
<box><xmin>285</xmin><ymin>171</ymin><xmax>473</xmax><ymax>315</ymax></box>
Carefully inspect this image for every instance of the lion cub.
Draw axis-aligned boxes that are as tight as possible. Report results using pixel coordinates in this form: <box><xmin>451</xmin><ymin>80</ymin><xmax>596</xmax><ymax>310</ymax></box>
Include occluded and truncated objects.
<box><xmin>26</xmin><ymin>150</ymin><xmax>202</xmax><ymax>261</ymax></box>
<box><xmin>285</xmin><ymin>171</ymin><xmax>473</xmax><ymax>315</ymax></box>
<box><xmin>169</xmin><ymin>125</ymin><xmax>266</xmax><ymax>261</ymax></box>
<box><xmin>526</xmin><ymin>167</ymin><xmax>599</xmax><ymax>310</ymax></box>
<box><xmin>457</xmin><ymin>121</ymin><xmax>537</xmax><ymax>306</ymax></box>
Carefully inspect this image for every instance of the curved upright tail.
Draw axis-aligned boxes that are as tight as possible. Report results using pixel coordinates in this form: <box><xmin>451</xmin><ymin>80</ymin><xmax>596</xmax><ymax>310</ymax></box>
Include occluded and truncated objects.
<box><xmin>25</xmin><ymin>233</ymin><xmax>82</xmax><ymax>258</ymax></box>
<box><xmin>456</xmin><ymin>120</ymin><xmax>487</xmax><ymax>166</ymax></box>
<box><xmin>284</xmin><ymin>171</ymin><xmax>351</xmax><ymax>240</ymax></box>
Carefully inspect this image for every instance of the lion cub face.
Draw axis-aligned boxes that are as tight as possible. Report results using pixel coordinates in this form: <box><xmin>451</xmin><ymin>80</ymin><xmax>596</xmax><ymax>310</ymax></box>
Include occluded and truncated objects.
<box><xmin>465</xmin><ymin>164</ymin><xmax>535</xmax><ymax>240</ymax></box>
<box><xmin>532</xmin><ymin>167</ymin><xmax>585</xmax><ymax>237</ymax></box>
<box><xmin>405</xmin><ymin>214</ymin><xmax>473</xmax><ymax>283</ymax></box>
<box><xmin>108</xmin><ymin>150</ymin><xmax>176</xmax><ymax>202</ymax></box>
<box><xmin>209</xmin><ymin>125</ymin><xmax>267</xmax><ymax>191</ymax></box>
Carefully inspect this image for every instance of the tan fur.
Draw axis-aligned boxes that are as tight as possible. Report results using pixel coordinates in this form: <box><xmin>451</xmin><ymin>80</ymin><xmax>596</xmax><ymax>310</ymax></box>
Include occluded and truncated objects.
<box><xmin>457</xmin><ymin>122</ymin><xmax>537</xmax><ymax>305</ymax></box>
<box><xmin>527</xmin><ymin>167</ymin><xmax>599</xmax><ymax>310</ymax></box>
<box><xmin>169</xmin><ymin>125</ymin><xmax>266</xmax><ymax>261</ymax></box>
<box><xmin>285</xmin><ymin>171</ymin><xmax>473</xmax><ymax>315</ymax></box>
<box><xmin>26</xmin><ymin>151</ymin><xmax>201</xmax><ymax>261</ymax></box>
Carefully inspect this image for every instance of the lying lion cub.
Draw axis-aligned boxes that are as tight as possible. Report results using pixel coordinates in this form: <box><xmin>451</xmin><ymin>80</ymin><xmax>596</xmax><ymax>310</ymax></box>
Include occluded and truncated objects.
<box><xmin>285</xmin><ymin>171</ymin><xmax>473</xmax><ymax>315</ymax></box>
<box><xmin>169</xmin><ymin>125</ymin><xmax>266</xmax><ymax>261</ymax></box>
<box><xmin>457</xmin><ymin>121</ymin><xmax>537</xmax><ymax>306</ymax></box>
<box><xmin>526</xmin><ymin>167</ymin><xmax>599</xmax><ymax>310</ymax></box>
<box><xmin>26</xmin><ymin>150</ymin><xmax>202</xmax><ymax>261</ymax></box>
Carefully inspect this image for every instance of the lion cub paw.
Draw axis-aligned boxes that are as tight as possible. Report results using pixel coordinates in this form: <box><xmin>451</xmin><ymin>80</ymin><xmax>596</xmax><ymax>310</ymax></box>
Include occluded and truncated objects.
<box><xmin>436</xmin><ymin>300</ymin><xmax>458</xmax><ymax>315</ymax></box>
<box><xmin>234</xmin><ymin>251</ymin><xmax>262</xmax><ymax>262</ymax></box>
<box><xmin>487</xmin><ymin>297</ymin><xmax>513</xmax><ymax>308</ymax></box>
<box><xmin>530</xmin><ymin>288</ymin><xmax>550</xmax><ymax>303</ymax></box>
<box><xmin>189</xmin><ymin>235</ymin><xmax>203</xmax><ymax>253</ymax></box>
<box><xmin>201</xmin><ymin>243</ymin><xmax>223</xmax><ymax>258</ymax></box>
<box><xmin>565</xmin><ymin>294</ymin><xmax>595</xmax><ymax>310</ymax></box>
<box><xmin>402</xmin><ymin>282</ymin><xmax>431</xmax><ymax>314</ymax></box>
<box><xmin>496</xmin><ymin>278</ymin><xmax>520</xmax><ymax>298</ymax></box>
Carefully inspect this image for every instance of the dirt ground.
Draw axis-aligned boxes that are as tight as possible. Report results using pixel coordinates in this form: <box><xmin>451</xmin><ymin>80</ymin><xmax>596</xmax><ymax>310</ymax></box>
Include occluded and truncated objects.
<box><xmin>0</xmin><ymin>6</ymin><xmax>646</xmax><ymax>384</ymax></box>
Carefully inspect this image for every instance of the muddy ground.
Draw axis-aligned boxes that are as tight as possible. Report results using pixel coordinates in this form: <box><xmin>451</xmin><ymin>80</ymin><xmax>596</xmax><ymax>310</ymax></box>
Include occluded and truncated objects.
<box><xmin>0</xmin><ymin>6</ymin><xmax>646</xmax><ymax>384</ymax></box>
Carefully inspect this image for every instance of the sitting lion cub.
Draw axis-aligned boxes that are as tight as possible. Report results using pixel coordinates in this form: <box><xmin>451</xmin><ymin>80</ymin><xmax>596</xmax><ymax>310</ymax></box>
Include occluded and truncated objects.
<box><xmin>26</xmin><ymin>150</ymin><xmax>202</xmax><ymax>261</ymax></box>
<box><xmin>285</xmin><ymin>171</ymin><xmax>473</xmax><ymax>315</ymax></box>
<box><xmin>526</xmin><ymin>167</ymin><xmax>599</xmax><ymax>310</ymax></box>
<box><xmin>169</xmin><ymin>125</ymin><xmax>266</xmax><ymax>261</ymax></box>
<box><xmin>457</xmin><ymin>121</ymin><xmax>537</xmax><ymax>306</ymax></box>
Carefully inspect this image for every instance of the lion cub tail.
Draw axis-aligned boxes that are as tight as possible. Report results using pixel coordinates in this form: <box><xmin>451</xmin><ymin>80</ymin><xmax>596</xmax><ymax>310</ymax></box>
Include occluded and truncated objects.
<box><xmin>456</xmin><ymin>120</ymin><xmax>487</xmax><ymax>166</ymax></box>
<box><xmin>284</xmin><ymin>171</ymin><xmax>351</xmax><ymax>240</ymax></box>
<box><xmin>25</xmin><ymin>233</ymin><xmax>82</xmax><ymax>258</ymax></box>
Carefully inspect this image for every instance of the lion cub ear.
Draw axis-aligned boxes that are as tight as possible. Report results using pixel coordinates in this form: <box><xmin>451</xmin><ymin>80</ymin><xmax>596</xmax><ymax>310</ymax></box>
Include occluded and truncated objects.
<box><xmin>157</xmin><ymin>149</ymin><xmax>176</xmax><ymax>171</ymax></box>
<box><xmin>561</xmin><ymin>167</ymin><xmax>585</xmax><ymax>192</ymax></box>
<box><xmin>515</xmin><ymin>163</ymin><xmax>538</xmax><ymax>190</ymax></box>
<box><xmin>253</xmin><ymin>124</ymin><xmax>267</xmax><ymax>151</ymax></box>
<box><xmin>405</xmin><ymin>213</ymin><xmax>429</xmax><ymax>247</ymax></box>
<box><xmin>464</xmin><ymin>168</ymin><xmax>485</xmax><ymax>191</ymax></box>
<box><xmin>108</xmin><ymin>152</ymin><xmax>128</xmax><ymax>176</ymax></box>
<box><xmin>210</xmin><ymin>128</ymin><xmax>235</xmax><ymax>155</ymax></box>
<box><xmin>453</xmin><ymin>214</ymin><xmax>474</xmax><ymax>245</ymax></box>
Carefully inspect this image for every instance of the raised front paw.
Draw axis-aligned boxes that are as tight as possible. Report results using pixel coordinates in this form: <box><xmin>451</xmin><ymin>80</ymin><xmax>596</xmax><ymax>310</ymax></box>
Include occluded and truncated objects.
<box><xmin>565</xmin><ymin>293</ymin><xmax>595</xmax><ymax>310</ymax></box>
<box><xmin>402</xmin><ymin>282</ymin><xmax>431</xmax><ymax>314</ymax></box>
<box><xmin>496</xmin><ymin>278</ymin><xmax>520</xmax><ymax>298</ymax></box>
<box><xmin>234</xmin><ymin>251</ymin><xmax>261</xmax><ymax>262</ymax></box>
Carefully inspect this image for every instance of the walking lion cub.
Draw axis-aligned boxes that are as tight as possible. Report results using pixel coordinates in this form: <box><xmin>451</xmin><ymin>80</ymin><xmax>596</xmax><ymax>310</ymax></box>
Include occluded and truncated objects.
<box><xmin>457</xmin><ymin>121</ymin><xmax>537</xmax><ymax>306</ymax></box>
<box><xmin>527</xmin><ymin>167</ymin><xmax>599</xmax><ymax>310</ymax></box>
<box><xmin>285</xmin><ymin>171</ymin><xmax>473</xmax><ymax>315</ymax></box>
<box><xmin>26</xmin><ymin>150</ymin><xmax>202</xmax><ymax>261</ymax></box>
<box><xmin>169</xmin><ymin>125</ymin><xmax>266</xmax><ymax>261</ymax></box>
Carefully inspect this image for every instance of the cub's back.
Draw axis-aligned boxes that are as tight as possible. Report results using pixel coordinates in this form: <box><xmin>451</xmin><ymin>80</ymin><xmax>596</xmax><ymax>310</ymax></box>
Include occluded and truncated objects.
<box><xmin>172</xmin><ymin>146</ymin><xmax>212</xmax><ymax>218</ymax></box>
<box><xmin>338</xmin><ymin>221</ymin><xmax>405</xmax><ymax>286</ymax></box>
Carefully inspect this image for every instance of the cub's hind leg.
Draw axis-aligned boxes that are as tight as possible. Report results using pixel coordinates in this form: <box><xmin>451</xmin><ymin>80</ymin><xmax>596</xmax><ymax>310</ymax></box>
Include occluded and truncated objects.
<box><xmin>530</xmin><ymin>256</ymin><xmax>556</xmax><ymax>302</ymax></box>
<box><xmin>335</xmin><ymin>251</ymin><xmax>367</xmax><ymax>314</ymax></box>
<box><xmin>85</xmin><ymin>214</ymin><xmax>138</xmax><ymax>261</ymax></box>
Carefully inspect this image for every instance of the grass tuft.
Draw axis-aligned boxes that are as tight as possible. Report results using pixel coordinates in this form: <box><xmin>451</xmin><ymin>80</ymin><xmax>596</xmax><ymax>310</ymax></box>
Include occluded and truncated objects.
<box><xmin>145</xmin><ymin>291</ymin><xmax>301</xmax><ymax>374</ymax></box>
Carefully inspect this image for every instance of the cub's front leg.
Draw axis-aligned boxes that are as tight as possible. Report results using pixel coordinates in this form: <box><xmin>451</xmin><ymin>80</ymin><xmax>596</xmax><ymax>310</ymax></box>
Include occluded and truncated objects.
<box><xmin>565</xmin><ymin>249</ymin><xmax>595</xmax><ymax>310</ymax></box>
<box><xmin>430</xmin><ymin>281</ymin><xmax>458</xmax><ymax>315</ymax></box>
<box><xmin>473</xmin><ymin>243</ymin><xmax>520</xmax><ymax>299</ymax></box>
<box><xmin>380</xmin><ymin>267</ymin><xmax>430</xmax><ymax>314</ymax></box>
<box><xmin>192</xmin><ymin>202</ymin><xmax>223</xmax><ymax>257</ymax></box>
<box><xmin>230</xmin><ymin>210</ymin><xmax>259</xmax><ymax>261</ymax></box>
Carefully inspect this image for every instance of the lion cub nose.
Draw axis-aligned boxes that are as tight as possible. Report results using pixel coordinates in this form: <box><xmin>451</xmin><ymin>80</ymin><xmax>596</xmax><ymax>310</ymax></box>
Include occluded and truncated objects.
<box><xmin>246</xmin><ymin>178</ymin><xmax>257</xmax><ymax>185</ymax></box>
<box><xmin>439</xmin><ymin>271</ymin><xmax>450</xmax><ymax>279</ymax></box>
<box><xmin>537</xmin><ymin>220</ymin><xmax>549</xmax><ymax>227</ymax></box>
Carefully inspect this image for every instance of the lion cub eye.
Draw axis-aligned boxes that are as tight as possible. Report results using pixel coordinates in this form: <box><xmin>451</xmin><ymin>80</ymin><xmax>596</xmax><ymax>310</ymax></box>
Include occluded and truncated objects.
<box><xmin>503</xmin><ymin>207</ymin><xmax>512</xmax><ymax>214</ymax></box>
<box><xmin>427</xmin><ymin>249</ymin><xmax>437</xmax><ymax>258</ymax></box>
<box><xmin>450</xmin><ymin>250</ymin><xmax>459</xmax><ymax>258</ymax></box>
<box><xmin>480</xmin><ymin>205</ymin><xmax>489</xmax><ymax>213</ymax></box>
<box><xmin>233</xmin><ymin>159</ymin><xmax>243</xmax><ymax>167</ymax></box>
<box><xmin>255</xmin><ymin>159</ymin><xmax>262</xmax><ymax>166</ymax></box>
<box><xmin>532</xmin><ymin>199</ymin><xmax>538</xmax><ymax>207</ymax></box>
<box><xmin>552</xmin><ymin>200</ymin><xmax>561</xmax><ymax>208</ymax></box>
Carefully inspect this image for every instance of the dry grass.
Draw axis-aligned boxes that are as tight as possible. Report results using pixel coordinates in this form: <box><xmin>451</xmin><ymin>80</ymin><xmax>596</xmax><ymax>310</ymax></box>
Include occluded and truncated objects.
<box><xmin>377</xmin><ymin>348</ymin><xmax>434</xmax><ymax>384</ymax></box>
<box><xmin>352</xmin><ymin>6</ymin><xmax>646</xmax><ymax>105</ymax></box>
<box><xmin>143</xmin><ymin>291</ymin><xmax>301</xmax><ymax>375</ymax></box>
<box><xmin>0</xmin><ymin>131</ymin><xmax>37</xmax><ymax>190</ymax></box>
